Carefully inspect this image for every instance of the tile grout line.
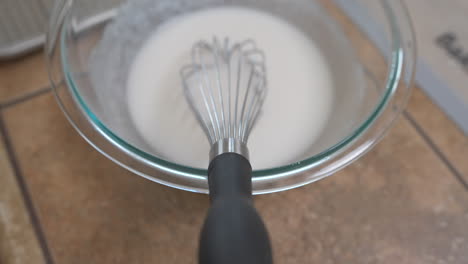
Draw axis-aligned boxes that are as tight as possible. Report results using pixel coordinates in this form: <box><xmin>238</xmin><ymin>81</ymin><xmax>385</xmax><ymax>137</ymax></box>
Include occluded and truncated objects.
<box><xmin>0</xmin><ymin>113</ymin><xmax>55</xmax><ymax>264</ymax></box>
<box><xmin>404</xmin><ymin>111</ymin><xmax>468</xmax><ymax>191</ymax></box>
<box><xmin>0</xmin><ymin>86</ymin><xmax>52</xmax><ymax>109</ymax></box>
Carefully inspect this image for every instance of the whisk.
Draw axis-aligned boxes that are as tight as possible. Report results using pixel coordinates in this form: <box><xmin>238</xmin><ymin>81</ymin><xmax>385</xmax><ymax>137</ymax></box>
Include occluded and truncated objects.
<box><xmin>181</xmin><ymin>37</ymin><xmax>272</xmax><ymax>264</ymax></box>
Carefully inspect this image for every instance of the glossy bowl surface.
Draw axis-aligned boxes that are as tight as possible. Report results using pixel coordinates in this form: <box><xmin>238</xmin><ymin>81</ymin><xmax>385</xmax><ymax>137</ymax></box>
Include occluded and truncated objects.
<box><xmin>46</xmin><ymin>0</ymin><xmax>416</xmax><ymax>194</ymax></box>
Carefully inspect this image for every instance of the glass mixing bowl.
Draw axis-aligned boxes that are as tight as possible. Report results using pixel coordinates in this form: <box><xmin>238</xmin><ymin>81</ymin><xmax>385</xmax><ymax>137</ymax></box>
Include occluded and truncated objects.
<box><xmin>46</xmin><ymin>0</ymin><xmax>416</xmax><ymax>194</ymax></box>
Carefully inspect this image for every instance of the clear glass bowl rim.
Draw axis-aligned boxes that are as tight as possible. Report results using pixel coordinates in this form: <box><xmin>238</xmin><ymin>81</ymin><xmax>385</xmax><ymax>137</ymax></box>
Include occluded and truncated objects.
<box><xmin>47</xmin><ymin>0</ymin><xmax>416</xmax><ymax>194</ymax></box>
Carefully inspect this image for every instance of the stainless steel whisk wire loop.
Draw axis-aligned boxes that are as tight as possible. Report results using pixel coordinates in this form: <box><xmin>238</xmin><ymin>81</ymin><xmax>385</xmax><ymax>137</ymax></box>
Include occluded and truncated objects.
<box><xmin>181</xmin><ymin>37</ymin><xmax>267</xmax><ymax>148</ymax></box>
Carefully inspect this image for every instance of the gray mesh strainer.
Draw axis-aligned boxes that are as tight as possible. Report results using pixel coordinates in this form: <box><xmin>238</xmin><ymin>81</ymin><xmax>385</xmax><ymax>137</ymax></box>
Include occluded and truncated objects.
<box><xmin>0</xmin><ymin>0</ymin><xmax>119</xmax><ymax>59</ymax></box>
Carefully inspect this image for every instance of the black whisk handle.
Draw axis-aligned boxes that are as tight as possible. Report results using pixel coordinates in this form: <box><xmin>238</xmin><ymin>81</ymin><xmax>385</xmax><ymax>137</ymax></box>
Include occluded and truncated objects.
<box><xmin>199</xmin><ymin>153</ymin><xmax>273</xmax><ymax>264</ymax></box>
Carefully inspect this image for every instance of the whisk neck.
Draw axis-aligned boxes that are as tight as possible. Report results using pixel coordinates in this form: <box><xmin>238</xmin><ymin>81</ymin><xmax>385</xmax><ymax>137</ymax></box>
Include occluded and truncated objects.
<box><xmin>210</xmin><ymin>138</ymin><xmax>249</xmax><ymax>161</ymax></box>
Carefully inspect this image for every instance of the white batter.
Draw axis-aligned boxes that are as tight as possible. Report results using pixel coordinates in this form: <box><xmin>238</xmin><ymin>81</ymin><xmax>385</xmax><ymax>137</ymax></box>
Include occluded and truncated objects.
<box><xmin>127</xmin><ymin>7</ymin><xmax>334</xmax><ymax>169</ymax></box>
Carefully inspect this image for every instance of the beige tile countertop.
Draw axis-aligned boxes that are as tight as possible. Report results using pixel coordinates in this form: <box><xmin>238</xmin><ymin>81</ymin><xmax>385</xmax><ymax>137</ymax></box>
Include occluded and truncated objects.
<box><xmin>1</xmin><ymin>4</ymin><xmax>468</xmax><ymax>264</ymax></box>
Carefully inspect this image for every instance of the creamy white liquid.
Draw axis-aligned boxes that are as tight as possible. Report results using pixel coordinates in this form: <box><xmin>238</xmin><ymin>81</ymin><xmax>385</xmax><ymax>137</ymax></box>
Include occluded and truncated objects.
<box><xmin>127</xmin><ymin>7</ymin><xmax>334</xmax><ymax>169</ymax></box>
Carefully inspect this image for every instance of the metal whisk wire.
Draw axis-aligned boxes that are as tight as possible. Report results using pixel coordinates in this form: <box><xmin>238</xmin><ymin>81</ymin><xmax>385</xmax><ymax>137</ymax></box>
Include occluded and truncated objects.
<box><xmin>181</xmin><ymin>37</ymin><xmax>267</xmax><ymax>146</ymax></box>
